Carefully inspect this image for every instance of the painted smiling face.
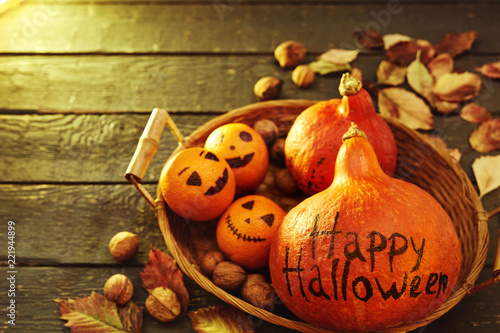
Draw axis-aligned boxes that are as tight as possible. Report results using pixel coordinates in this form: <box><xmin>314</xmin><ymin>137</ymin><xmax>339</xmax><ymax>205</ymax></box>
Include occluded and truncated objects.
<box><xmin>205</xmin><ymin>123</ymin><xmax>269</xmax><ymax>194</ymax></box>
<box><xmin>216</xmin><ymin>195</ymin><xmax>285</xmax><ymax>270</ymax></box>
<box><xmin>159</xmin><ymin>147</ymin><xmax>236</xmax><ymax>222</ymax></box>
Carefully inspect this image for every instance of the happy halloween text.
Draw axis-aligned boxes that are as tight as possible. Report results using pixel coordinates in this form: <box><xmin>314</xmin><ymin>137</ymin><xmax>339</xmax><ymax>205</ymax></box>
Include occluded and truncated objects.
<box><xmin>281</xmin><ymin>212</ymin><xmax>449</xmax><ymax>303</ymax></box>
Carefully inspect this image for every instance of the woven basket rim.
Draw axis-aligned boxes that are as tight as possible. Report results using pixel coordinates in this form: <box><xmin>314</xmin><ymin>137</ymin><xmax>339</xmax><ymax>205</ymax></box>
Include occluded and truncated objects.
<box><xmin>155</xmin><ymin>99</ymin><xmax>489</xmax><ymax>333</ymax></box>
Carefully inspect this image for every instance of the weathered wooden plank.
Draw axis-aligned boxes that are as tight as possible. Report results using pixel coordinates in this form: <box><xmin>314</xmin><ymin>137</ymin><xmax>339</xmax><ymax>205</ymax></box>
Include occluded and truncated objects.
<box><xmin>0</xmin><ymin>266</ymin><xmax>499</xmax><ymax>332</ymax></box>
<box><xmin>1</xmin><ymin>54</ymin><xmax>500</xmax><ymax>113</ymax></box>
<box><xmin>1</xmin><ymin>2</ymin><xmax>499</xmax><ymax>53</ymax></box>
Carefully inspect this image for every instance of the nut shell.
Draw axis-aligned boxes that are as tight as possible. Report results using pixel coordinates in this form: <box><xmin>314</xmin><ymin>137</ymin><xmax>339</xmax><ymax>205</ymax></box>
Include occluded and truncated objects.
<box><xmin>292</xmin><ymin>65</ymin><xmax>315</xmax><ymax>88</ymax></box>
<box><xmin>212</xmin><ymin>261</ymin><xmax>247</xmax><ymax>291</ymax></box>
<box><xmin>104</xmin><ymin>274</ymin><xmax>134</xmax><ymax>305</ymax></box>
<box><xmin>274</xmin><ymin>40</ymin><xmax>307</xmax><ymax>68</ymax></box>
<box><xmin>241</xmin><ymin>282</ymin><xmax>276</xmax><ymax>311</ymax></box>
<box><xmin>254</xmin><ymin>76</ymin><xmax>283</xmax><ymax>101</ymax></box>
<box><xmin>274</xmin><ymin>168</ymin><xmax>299</xmax><ymax>194</ymax></box>
<box><xmin>145</xmin><ymin>287</ymin><xmax>181</xmax><ymax>322</ymax></box>
<box><xmin>109</xmin><ymin>231</ymin><xmax>139</xmax><ymax>262</ymax></box>
<box><xmin>200</xmin><ymin>250</ymin><xmax>226</xmax><ymax>276</ymax></box>
<box><xmin>253</xmin><ymin>119</ymin><xmax>279</xmax><ymax>146</ymax></box>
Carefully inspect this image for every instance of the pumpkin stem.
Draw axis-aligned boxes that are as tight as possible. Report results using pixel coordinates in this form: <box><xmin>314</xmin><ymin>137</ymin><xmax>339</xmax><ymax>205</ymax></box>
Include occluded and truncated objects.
<box><xmin>342</xmin><ymin>122</ymin><xmax>367</xmax><ymax>141</ymax></box>
<box><xmin>339</xmin><ymin>72</ymin><xmax>362</xmax><ymax>96</ymax></box>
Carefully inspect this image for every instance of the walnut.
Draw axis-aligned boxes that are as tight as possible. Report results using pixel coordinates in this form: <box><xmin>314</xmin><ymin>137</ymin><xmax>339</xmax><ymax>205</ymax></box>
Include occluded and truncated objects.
<box><xmin>270</xmin><ymin>138</ymin><xmax>286</xmax><ymax>166</ymax></box>
<box><xmin>254</xmin><ymin>76</ymin><xmax>283</xmax><ymax>101</ymax></box>
<box><xmin>145</xmin><ymin>287</ymin><xmax>181</xmax><ymax>322</ymax></box>
<box><xmin>109</xmin><ymin>231</ymin><xmax>139</xmax><ymax>262</ymax></box>
<box><xmin>212</xmin><ymin>261</ymin><xmax>247</xmax><ymax>291</ymax></box>
<box><xmin>200</xmin><ymin>250</ymin><xmax>226</xmax><ymax>276</ymax></box>
<box><xmin>104</xmin><ymin>274</ymin><xmax>134</xmax><ymax>305</ymax></box>
<box><xmin>292</xmin><ymin>65</ymin><xmax>315</xmax><ymax>88</ymax></box>
<box><xmin>253</xmin><ymin>119</ymin><xmax>279</xmax><ymax>146</ymax></box>
<box><xmin>274</xmin><ymin>40</ymin><xmax>307</xmax><ymax>69</ymax></box>
<box><xmin>240</xmin><ymin>274</ymin><xmax>276</xmax><ymax>311</ymax></box>
<box><xmin>274</xmin><ymin>168</ymin><xmax>299</xmax><ymax>194</ymax></box>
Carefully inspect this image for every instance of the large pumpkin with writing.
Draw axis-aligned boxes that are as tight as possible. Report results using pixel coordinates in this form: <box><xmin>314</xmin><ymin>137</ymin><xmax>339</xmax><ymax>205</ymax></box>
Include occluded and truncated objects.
<box><xmin>269</xmin><ymin>124</ymin><xmax>461</xmax><ymax>332</ymax></box>
<box><xmin>285</xmin><ymin>73</ymin><xmax>397</xmax><ymax>196</ymax></box>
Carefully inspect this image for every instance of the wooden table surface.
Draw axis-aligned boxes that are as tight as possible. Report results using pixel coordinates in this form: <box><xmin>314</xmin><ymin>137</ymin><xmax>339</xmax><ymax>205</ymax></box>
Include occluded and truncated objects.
<box><xmin>1</xmin><ymin>0</ymin><xmax>499</xmax><ymax>332</ymax></box>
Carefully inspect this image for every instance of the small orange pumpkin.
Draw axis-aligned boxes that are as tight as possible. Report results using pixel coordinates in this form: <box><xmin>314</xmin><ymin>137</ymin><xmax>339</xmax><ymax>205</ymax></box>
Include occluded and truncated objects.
<box><xmin>270</xmin><ymin>124</ymin><xmax>461</xmax><ymax>332</ymax></box>
<box><xmin>159</xmin><ymin>147</ymin><xmax>235</xmax><ymax>221</ymax></box>
<box><xmin>205</xmin><ymin>123</ymin><xmax>269</xmax><ymax>194</ymax></box>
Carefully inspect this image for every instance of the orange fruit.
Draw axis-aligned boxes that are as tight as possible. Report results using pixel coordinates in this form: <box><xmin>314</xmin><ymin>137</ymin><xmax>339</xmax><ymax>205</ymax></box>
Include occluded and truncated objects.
<box><xmin>205</xmin><ymin>123</ymin><xmax>269</xmax><ymax>194</ymax></box>
<box><xmin>216</xmin><ymin>195</ymin><xmax>285</xmax><ymax>270</ymax></box>
<box><xmin>159</xmin><ymin>147</ymin><xmax>235</xmax><ymax>221</ymax></box>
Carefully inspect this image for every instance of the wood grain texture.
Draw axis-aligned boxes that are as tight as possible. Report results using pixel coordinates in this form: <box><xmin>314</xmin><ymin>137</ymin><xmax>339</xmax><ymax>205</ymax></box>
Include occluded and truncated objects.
<box><xmin>1</xmin><ymin>2</ymin><xmax>499</xmax><ymax>53</ymax></box>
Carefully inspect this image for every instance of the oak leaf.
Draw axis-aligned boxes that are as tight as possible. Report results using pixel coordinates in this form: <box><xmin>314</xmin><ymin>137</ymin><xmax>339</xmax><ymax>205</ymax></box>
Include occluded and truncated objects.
<box><xmin>434</xmin><ymin>30</ymin><xmax>478</xmax><ymax>58</ymax></box>
<box><xmin>140</xmin><ymin>246</ymin><xmax>190</xmax><ymax>311</ymax></box>
<box><xmin>427</xmin><ymin>53</ymin><xmax>454</xmax><ymax>80</ymax></box>
<box><xmin>376</xmin><ymin>60</ymin><xmax>407</xmax><ymax>86</ymax></box>
<box><xmin>319</xmin><ymin>48</ymin><xmax>360</xmax><ymax>65</ymax></box>
<box><xmin>353</xmin><ymin>29</ymin><xmax>384</xmax><ymax>49</ymax></box>
<box><xmin>460</xmin><ymin>103</ymin><xmax>492</xmax><ymax>123</ymax></box>
<box><xmin>189</xmin><ymin>305</ymin><xmax>255</xmax><ymax>333</ymax></box>
<box><xmin>432</xmin><ymin>72</ymin><xmax>481</xmax><ymax>102</ymax></box>
<box><xmin>378</xmin><ymin>87</ymin><xmax>434</xmax><ymax>130</ymax></box>
<box><xmin>54</xmin><ymin>292</ymin><xmax>143</xmax><ymax>333</ymax></box>
<box><xmin>472</xmin><ymin>155</ymin><xmax>500</xmax><ymax>198</ymax></box>
<box><xmin>475</xmin><ymin>61</ymin><xmax>500</xmax><ymax>79</ymax></box>
<box><xmin>469</xmin><ymin>118</ymin><xmax>500</xmax><ymax>153</ymax></box>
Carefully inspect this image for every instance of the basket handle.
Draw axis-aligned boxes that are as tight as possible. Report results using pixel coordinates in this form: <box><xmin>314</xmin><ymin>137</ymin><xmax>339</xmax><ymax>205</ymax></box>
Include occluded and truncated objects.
<box><xmin>468</xmin><ymin>207</ymin><xmax>500</xmax><ymax>295</ymax></box>
<box><xmin>125</xmin><ymin>108</ymin><xmax>185</xmax><ymax>209</ymax></box>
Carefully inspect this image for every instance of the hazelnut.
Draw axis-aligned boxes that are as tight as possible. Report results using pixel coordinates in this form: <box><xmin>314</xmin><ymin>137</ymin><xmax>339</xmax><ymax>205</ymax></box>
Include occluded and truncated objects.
<box><xmin>241</xmin><ymin>282</ymin><xmax>276</xmax><ymax>311</ymax></box>
<box><xmin>200</xmin><ymin>250</ymin><xmax>226</xmax><ymax>276</ymax></box>
<box><xmin>145</xmin><ymin>287</ymin><xmax>181</xmax><ymax>322</ymax></box>
<box><xmin>253</xmin><ymin>119</ymin><xmax>279</xmax><ymax>145</ymax></box>
<box><xmin>109</xmin><ymin>231</ymin><xmax>139</xmax><ymax>262</ymax></box>
<box><xmin>104</xmin><ymin>274</ymin><xmax>134</xmax><ymax>305</ymax></box>
<box><xmin>274</xmin><ymin>40</ymin><xmax>307</xmax><ymax>69</ymax></box>
<box><xmin>274</xmin><ymin>168</ymin><xmax>299</xmax><ymax>194</ymax></box>
<box><xmin>254</xmin><ymin>76</ymin><xmax>283</xmax><ymax>100</ymax></box>
<box><xmin>212</xmin><ymin>261</ymin><xmax>247</xmax><ymax>291</ymax></box>
<box><xmin>292</xmin><ymin>65</ymin><xmax>315</xmax><ymax>88</ymax></box>
<box><xmin>270</xmin><ymin>138</ymin><xmax>286</xmax><ymax>166</ymax></box>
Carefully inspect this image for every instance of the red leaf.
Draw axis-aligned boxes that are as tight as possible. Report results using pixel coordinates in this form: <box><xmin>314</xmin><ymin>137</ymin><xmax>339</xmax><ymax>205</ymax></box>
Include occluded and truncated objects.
<box><xmin>353</xmin><ymin>29</ymin><xmax>383</xmax><ymax>49</ymax></box>
<box><xmin>475</xmin><ymin>61</ymin><xmax>500</xmax><ymax>79</ymax></box>
<box><xmin>469</xmin><ymin>118</ymin><xmax>500</xmax><ymax>153</ymax></box>
<box><xmin>434</xmin><ymin>31</ymin><xmax>478</xmax><ymax>58</ymax></box>
<box><xmin>460</xmin><ymin>103</ymin><xmax>492</xmax><ymax>123</ymax></box>
<box><xmin>189</xmin><ymin>305</ymin><xmax>255</xmax><ymax>333</ymax></box>
<box><xmin>140</xmin><ymin>246</ymin><xmax>190</xmax><ymax>311</ymax></box>
<box><xmin>54</xmin><ymin>292</ymin><xmax>143</xmax><ymax>333</ymax></box>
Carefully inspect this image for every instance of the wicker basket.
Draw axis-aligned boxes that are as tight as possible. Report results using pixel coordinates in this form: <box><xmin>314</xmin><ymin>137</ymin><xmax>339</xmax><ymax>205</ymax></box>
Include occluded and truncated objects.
<box><xmin>126</xmin><ymin>100</ymin><xmax>500</xmax><ymax>333</ymax></box>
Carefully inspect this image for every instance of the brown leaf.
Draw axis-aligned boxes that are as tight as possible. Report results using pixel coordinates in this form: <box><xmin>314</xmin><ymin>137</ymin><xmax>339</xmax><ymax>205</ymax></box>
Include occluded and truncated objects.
<box><xmin>469</xmin><ymin>118</ymin><xmax>500</xmax><ymax>153</ymax></box>
<box><xmin>140</xmin><ymin>246</ymin><xmax>190</xmax><ymax>311</ymax></box>
<box><xmin>432</xmin><ymin>72</ymin><xmax>481</xmax><ymax>102</ymax></box>
<box><xmin>427</xmin><ymin>53</ymin><xmax>454</xmax><ymax>79</ymax></box>
<box><xmin>378</xmin><ymin>87</ymin><xmax>434</xmax><ymax>130</ymax></box>
<box><xmin>353</xmin><ymin>29</ymin><xmax>384</xmax><ymax>49</ymax></box>
<box><xmin>472</xmin><ymin>155</ymin><xmax>500</xmax><ymax>198</ymax></box>
<box><xmin>434</xmin><ymin>30</ymin><xmax>478</xmax><ymax>58</ymax></box>
<box><xmin>386</xmin><ymin>41</ymin><xmax>420</xmax><ymax>67</ymax></box>
<box><xmin>415</xmin><ymin>39</ymin><xmax>436</xmax><ymax>65</ymax></box>
<box><xmin>383</xmin><ymin>33</ymin><xmax>413</xmax><ymax>50</ymax></box>
<box><xmin>54</xmin><ymin>292</ymin><xmax>143</xmax><ymax>333</ymax></box>
<box><xmin>376</xmin><ymin>60</ymin><xmax>407</xmax><ymax>86</ymax></box>
<box><xmin>420</xmin><ymin>133</ymin><xmax>462</xmax><ymax>162</ymax></box>
<box><xmin>319</xmin><ymin>48</ymin><xmax>360</xmax><ymax>65</ymax></box>
<box><xmin>189</xmin><ymin>305</ymin><xmax>255</xmax><ymax>333</ymax></box>
<box><xmin>475</xmin><ymin>61</ymin><xmax>500</xmax><ymax>79</ymax></box>
<box><xmin>460</xmin><ymin>103</ymin><xmax>492</xmax><ymax>123</ymax></box>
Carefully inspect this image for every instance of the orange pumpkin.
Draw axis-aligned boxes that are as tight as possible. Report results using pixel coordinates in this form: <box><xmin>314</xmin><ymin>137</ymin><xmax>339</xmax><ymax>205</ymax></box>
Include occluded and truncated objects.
<box><xmin>270</xmin><ymin>124</ymin><xmax>461</xmax><ymax>332</ymax></box>
<box><xmin>216</xmin><ymin>195</ymin><xmax>285</xmax><ymax>270</ymax></box>
<box><xmin>285</xmin><ymin>73</ymin><xmax>397</xmax><ymax>195</ymax></box>
<box><xmin>159</xmin><ymin>147</ymin><xmax>235</xmax><ymax>221</ymax></box>
<box><xmin>205</xmin><ymin>123</ymin><xmax>269</xmax><ymax>194</ymax></box>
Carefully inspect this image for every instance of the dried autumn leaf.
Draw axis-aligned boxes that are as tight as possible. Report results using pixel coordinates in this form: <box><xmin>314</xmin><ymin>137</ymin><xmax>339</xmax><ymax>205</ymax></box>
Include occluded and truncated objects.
<box><xmin>54</xmin><ymin>292</ymin><xmax>143</xmax><ymax>333</ymax></box>
<box><xmin>378</xmin><ymin>87</ymin><xmax>434</xmax><ymax>130</ymax></box>
<box><xmin>432</xmin><ymin>72</ymin><xmax>481</xmax><ymax>102</ymax></box>
<box><xmin>308</xmin><ymin>59</ymin><xmax>351</xmax><ymax>75</ymax></box>
<box><xmin>431</xmin><ymin>98</ymin><xmax>460</xmax><ymax>114</ymax></box>
<box><xmin>376</xmin><ymin>60</ymin><xmax>407</xmax><ymax>86</ymax></box>
<box><xmin>353</xmin><ymin>29</ymin><xmax>384</xmax><ymax>49</ymax></box>
<box><xmin>469</xmin><ymin>118</ymin><xmax>500</xmax><ymax>153</ymax></box>
<box><xmin>383</xmin><ymin>33</ymin><xmax>413</xmax><ymax>50</ymax></box>
<box><xmin>319</xmin><ymin>48</ymin><xmax>360</xmax><ymax>65</ymax></box>
<box><xmin>434</xmin><ymin>30</ymin><xmax>478</xmax><ymax>58</ymax></box>
<box><xmin>427</xmin><ymin>53</ymin><xmax>454</xmax><ymax>79</ymax></box>
<box><xmin>351</xmin><ymin>67</ymin><xmax>363</xmax><ymax>83</ymax></box>
<box><xmin>472</xmin><ymin>155</ymin><xmax>500</xmax><ymax>198</ymax></box>
<box><xmin>420</xmin><ymin>133</ymin><xmax>462</xmax><ymax>162</ymax></box>
<box><xmin>386</xmin><ymin>41</ymin><xmax>420</xmax><ymax>67</ymax></box>
<box><xmin>415</xmin><ymin>39</ymin><xmax>436</xmax><ymax>64</ymax></box>
<box><xmin>189</xmin><ymin>305</ymin><xmax>255</xmax><ymax>333</ymax></box>
<box><xmin>475</xmin><ymin>61</ymin><xmax>500</xmax><ymax>79</ymax></box>
<box><xmin>407</xmin><ymin>51</ymin><xmax>434</xmax><ymax>100</ymax></box>
<box><xmin>140</xmin><ymin>246</ymin><xmax>190</xmax><ymax>311</ymax></box>
<box><xmin>460</xmin><ymin>103</ymin><xmax>492</xmax><ymax>123</ymax></box>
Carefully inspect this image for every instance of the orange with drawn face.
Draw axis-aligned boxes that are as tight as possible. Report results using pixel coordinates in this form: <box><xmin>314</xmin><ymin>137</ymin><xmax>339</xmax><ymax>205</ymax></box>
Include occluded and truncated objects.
<box><xmin>159</xmin><ymin>147</ymin><xmax>235</xmax><ymax>222</ymax></box>
<box><xmin>216</xmin><ymin>195</ymin><xmax>285</xmax><ymax>270</ymax></box>
<box><xmin>205</xmin><ymin>123</ymin><xmax>269</xmax><ymax>194</ymax></box>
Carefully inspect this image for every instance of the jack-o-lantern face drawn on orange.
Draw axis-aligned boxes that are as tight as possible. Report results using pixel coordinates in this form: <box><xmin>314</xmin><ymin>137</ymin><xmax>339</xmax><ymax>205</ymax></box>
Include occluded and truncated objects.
<box><xmin>205</xmin><ymin>123</ymin><xmax>269</xmax><ymax>194</ymax></box>
<box><xmin>216</xmin><ymin>195</ymin><xmax>285</xmax><ymax>270</ymax></box>
<box><xmin>159</xmin><ymin>147</ymin><xmax>236</xmax><ymax>222</ymax></box>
